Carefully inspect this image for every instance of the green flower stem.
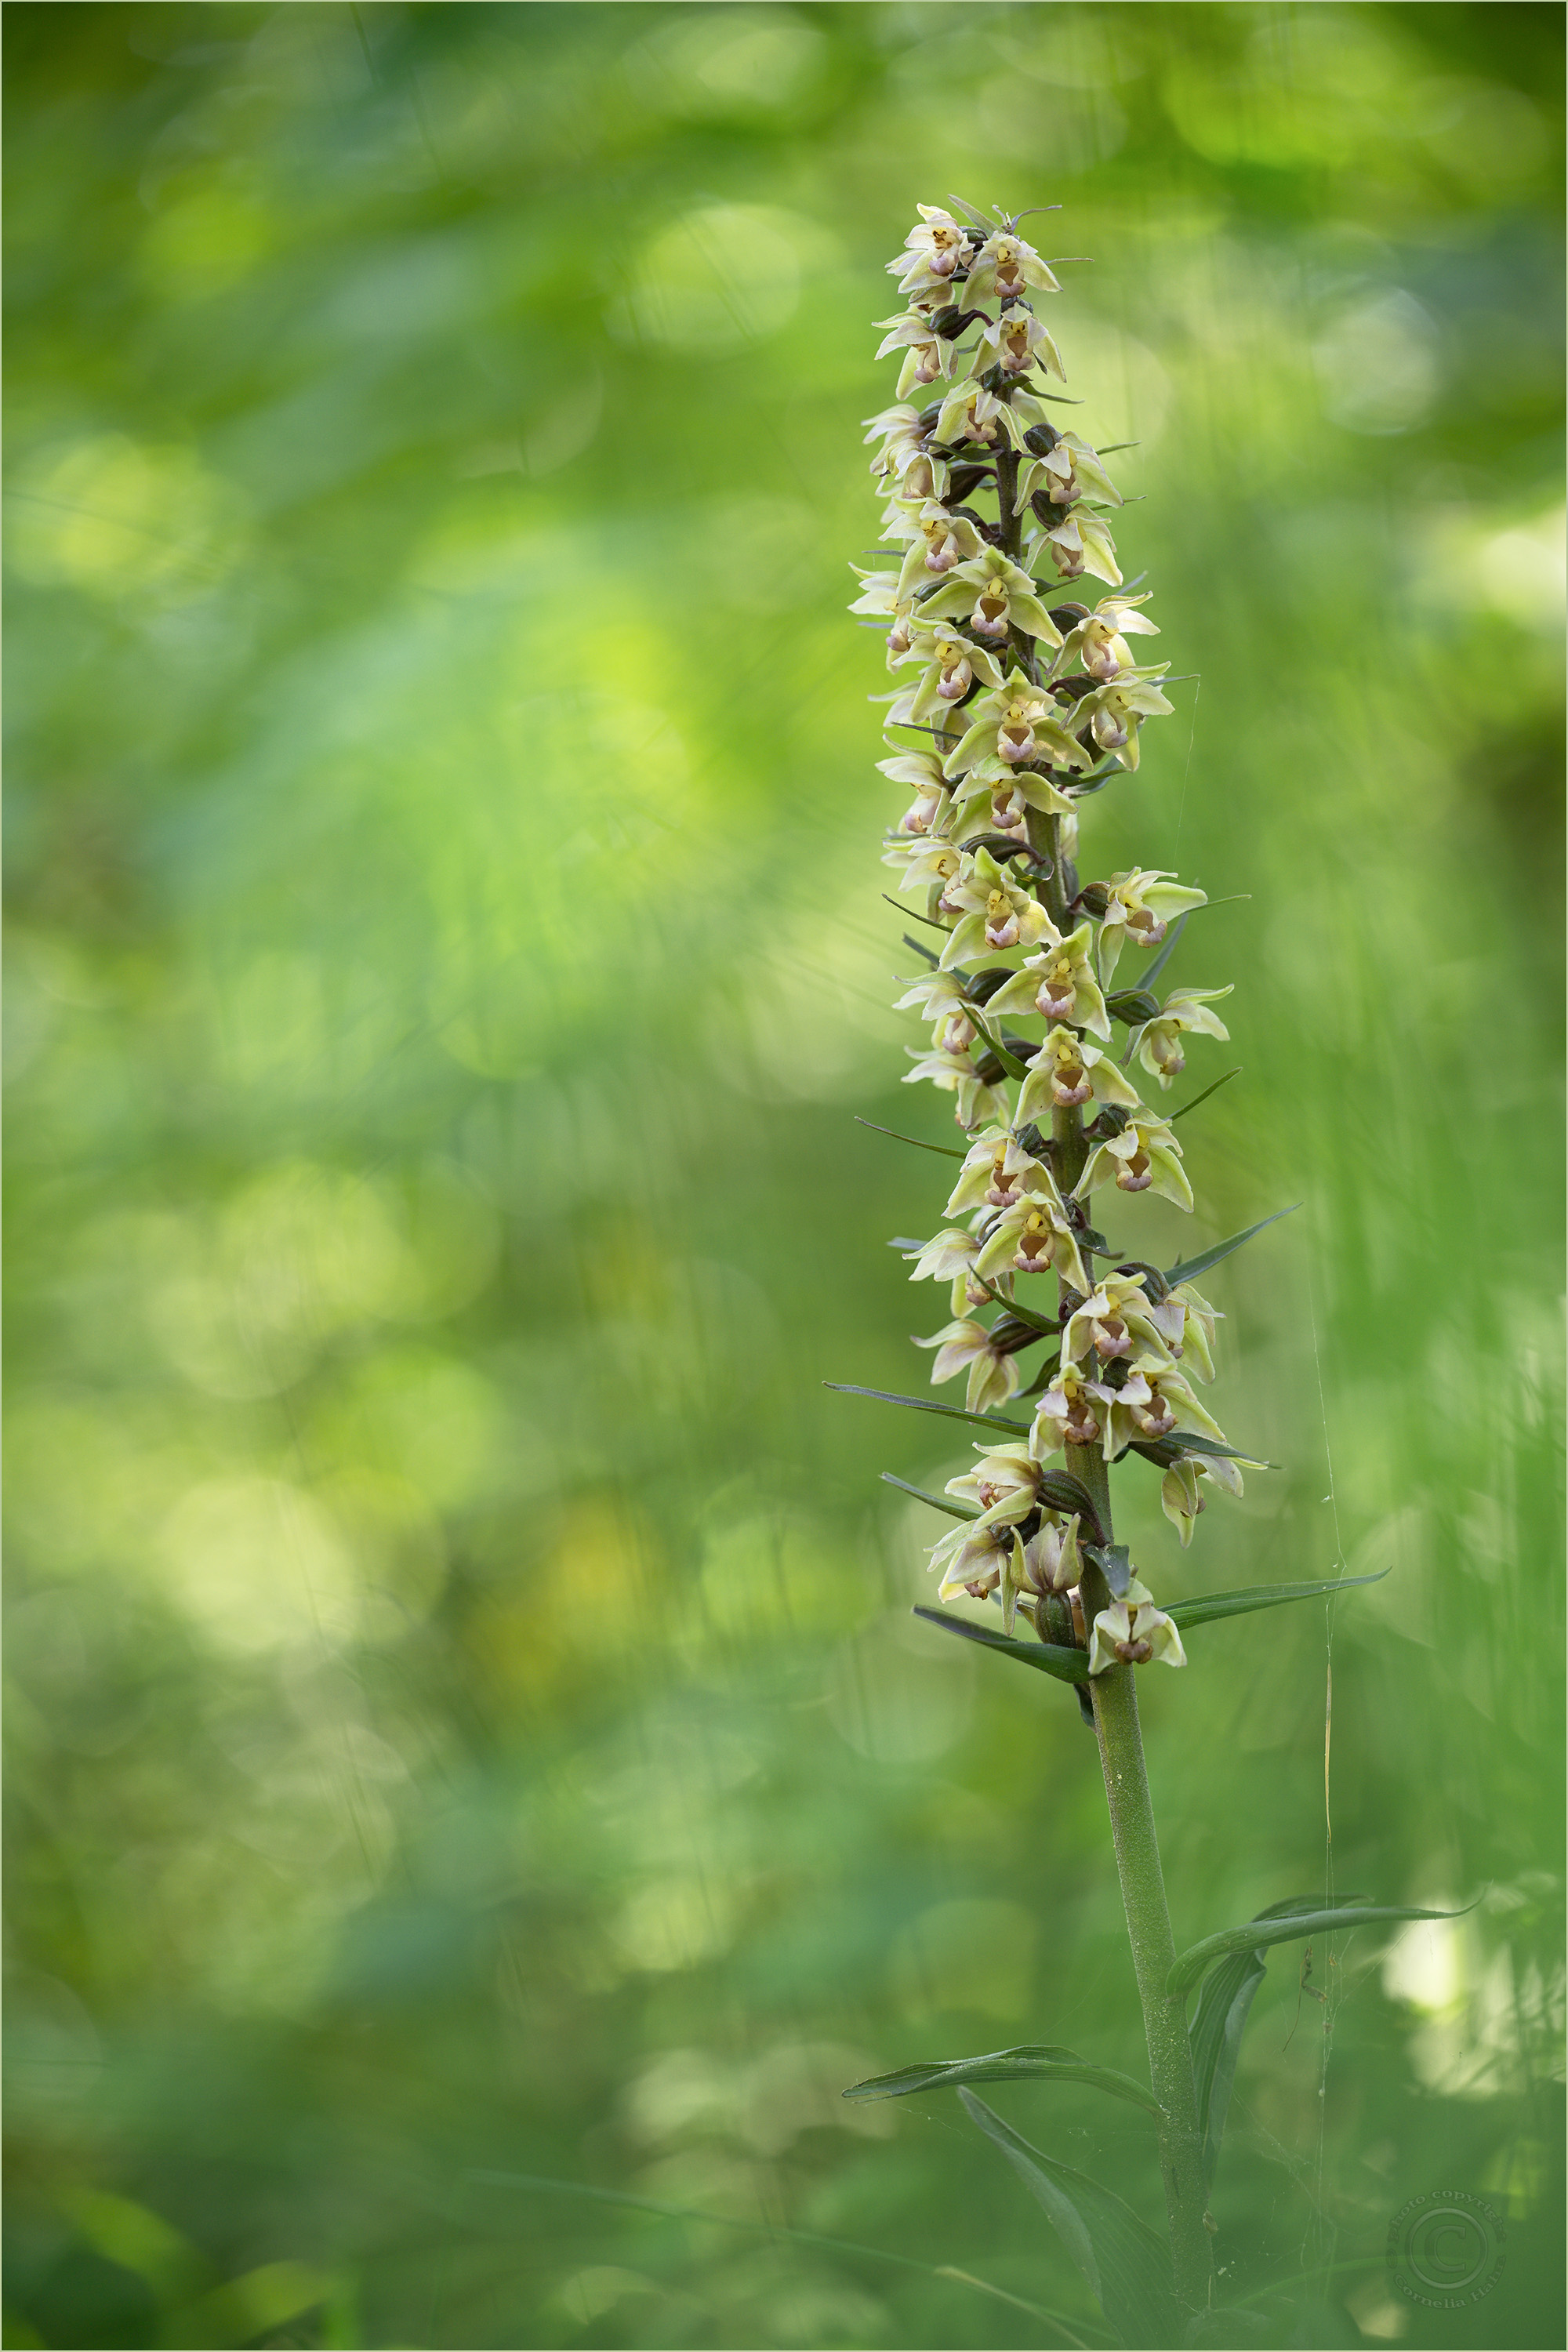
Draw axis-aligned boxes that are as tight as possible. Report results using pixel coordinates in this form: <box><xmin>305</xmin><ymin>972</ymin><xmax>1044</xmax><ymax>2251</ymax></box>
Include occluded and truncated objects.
<box><xmin>1065</xmin><ymin>1427</ymin><xmax>1214</xmax><ymax>2316</ymax></box>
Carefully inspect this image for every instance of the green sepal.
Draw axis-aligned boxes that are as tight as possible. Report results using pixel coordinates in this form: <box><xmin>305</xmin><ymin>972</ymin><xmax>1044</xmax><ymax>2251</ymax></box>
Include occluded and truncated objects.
<box><xmin>911</xmin><ymin>1605</ymin><xmax>1089</xmax><ymax>1683</ymax></box>
<box><xmin>825</xmin><ymin>1383</ymin><xmax>1030</xmax><ymax>1436</ymax></box>
<box><xmin>956</xmin><ymin>2091</ymin><xmax>1181</xmax><ymax>2352</ymax></box>
<box><xmin>880</xmin><ymin>1472</ymin><xmax>977</xmax><ymax>1520</ymax></box>
<box><xmin>1162</xmin><ymin>1203</ymin><xmax>1299</xmax><ymax>1287</ymax></box>
<box><xmin>1167</xmin><ymin>1899</ymin><xmax>1479</xmax><ymax>2001</ymax></box>
<box><xmin>1165</xmin><ymin>1570</ymin><xmax>1388</xmax><ymax>1631</ymax></box>
<box><xmin>844</xmin><ymin>2045</ymin><xmax>1162</xmax><ymax>2118</ymax></box>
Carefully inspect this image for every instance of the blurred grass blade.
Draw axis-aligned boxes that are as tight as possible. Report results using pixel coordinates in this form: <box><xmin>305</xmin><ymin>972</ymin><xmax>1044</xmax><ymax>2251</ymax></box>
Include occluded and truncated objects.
<box><xmin>913</xmin><ymin>1605</ymin><xmax>1088</xmax><ymax>1683</ymax></box>
<box><xmin>880</xmin><ymin>1473</ymin><xmax>976</xmax><ymax>1519</ymax></box>
<box><xmin>845</xmin><ymin>2045</ymin><xmax>1161</xmax><ymax>2117</ymax></box>
<box><xmin>855</xmin><ymin>1116</ymin><xmax>966</xmax><ymax>1159</ymax></box>
<box><xmin>1165</xmin><ymin>1570</ymin><xmax>1388</xmax><ymax>1629</ymax></box>
<box><xmin>1167</xmin><ymin>1900</ymin><xmax>1477</xmax><ymax>1999</ymax></box>
<box><xmin>1190</xmin><ymin>1947</ymin><xmax>1266</xmax><ymax>2191</ymax></box>
<box><xmin>1163</xmin><ymin>1203</ymin><xmax>1299</xmax><ymax>1287</ymax></box>
<box><xmin>1191</xmin><ymin>1893</ymin><xmax>1372</xmax><ymax>2187</ymax></box>
<box><xmin>956</xmin><ymin>2090</ymin><xmax>1180</xmax><ymax>2349</ymax></box>
<box><xmin>825</xmin><ymin>1383</ymin><xmax>1030</xmax><ymax>1435</ymax></box>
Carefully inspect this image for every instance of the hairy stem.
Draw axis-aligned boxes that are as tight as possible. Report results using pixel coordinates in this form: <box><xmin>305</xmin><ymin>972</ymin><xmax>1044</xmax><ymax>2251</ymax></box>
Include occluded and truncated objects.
<box><xmin>1067</xmin><ymin>1435</ymin><xmax>1213</xmax><ymax>2315</ymax></box>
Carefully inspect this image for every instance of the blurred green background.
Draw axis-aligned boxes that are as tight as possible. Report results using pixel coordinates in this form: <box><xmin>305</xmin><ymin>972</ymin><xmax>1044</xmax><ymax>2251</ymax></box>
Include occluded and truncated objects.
<box><xmin>4</xmin><ymin>5</ymin><xmax>1563</xmax><ymax>2347</ymax></box>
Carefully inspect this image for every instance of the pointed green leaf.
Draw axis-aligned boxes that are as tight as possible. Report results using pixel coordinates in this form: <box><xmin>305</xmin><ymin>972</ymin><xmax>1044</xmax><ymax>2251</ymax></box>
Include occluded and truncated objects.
<box><xmin>825</xmin><ymin>1383</ymin><xmax>1030</xmax><ymax>1436</ymax></box>
<box><xmin>855</xmin><ymin>1116</ymin><xmax>967</xmax><ymax>1160</ymax></box>
<box><xmin>1167</xmin><ymin>1900</ymin><xmax>1476</xmax><ymax>2000</ymax></box>
<box><xmin>973</xmin><ymin>1277</ymin><xmax>1059</xmax><ymax>1334</ymax></box>
<box><xmin>956</xmin><ymin>2091</ymin><xmax>1180</xmax><ymax>2350</ymax></box>
<box><xmin>885</xmin><ymin>892</ymin><xmax>948</xmax><ymax>931</ymax></box>
<box><xmin>1166</xmin><ymin>1066</ymin><xmax>1241</xmax><ymax>1123</ymax></box>
<box><xmin>1163</xmin><ymin>1203</ymin><xmax>1300</xmax><ymax>1287</ymax></box>
<box><xmin>1127</xmin><ymin>1431</ymin><xmax>1273</xmax><ymax>1468</ymax></box>
<box><xmin>913</xmin><ymin>1605</ymin><xmax>1088</xmax><ymax>1684</ymax></box>
<box><xmin>962</xmin><ymin>1003</ymin><xmax>1032</xmax><ymax>1083</ymax></box>
<box><xmin>844</xmin><ymin>2045</ymin><xmax>1162</xmax><ymax>2118</ymax></box>
<box><xmin>1166</xmin><ymin>1570</ymin><xmax>1388</xmax><ymax>1631</ymax></box>
<box><xmin>880</xmin><ymin>1472</ymin><xmax>977</xmax><ymax>1521</ymax></box>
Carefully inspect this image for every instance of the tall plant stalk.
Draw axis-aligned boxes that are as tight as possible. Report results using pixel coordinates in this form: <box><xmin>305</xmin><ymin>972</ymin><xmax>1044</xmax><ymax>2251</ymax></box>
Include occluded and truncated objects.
<box><xmin>830</xmin><ymin>201</ymin><xmax>1453</xmax><ymax>2342</ymax></box>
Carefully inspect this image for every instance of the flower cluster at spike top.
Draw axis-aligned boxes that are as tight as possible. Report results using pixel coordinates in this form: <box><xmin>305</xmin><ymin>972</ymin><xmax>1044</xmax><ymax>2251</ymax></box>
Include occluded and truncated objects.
<box><xmin>855</xmin><ymin>201</ymin><xmax>1259</xmax><ymax>1679</ymax></box>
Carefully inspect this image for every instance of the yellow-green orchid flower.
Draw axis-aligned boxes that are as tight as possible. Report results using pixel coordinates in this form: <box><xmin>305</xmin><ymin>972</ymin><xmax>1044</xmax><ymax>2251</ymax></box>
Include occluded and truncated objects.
<box><xmin>973</xmin><ymin>1181</ymin><xmax>1088</xmax><ymax>1289</ymax></box>
<box><xmin>945</xmin><ymin>1441</ymin><xmax>1041</xmax><ymax>1517</ymax></box>
<box><xmin>931</xmin><ymin>1519</ymin><xmax>1035</xmax><ymax>1609</ymax></box>
<box><xmin>945</xmin><ymin>1124</ymin><xmax>1050</xmax><ymax>1217</ymax></box>
<box><xmin>1062</xmin><ymin>1272</ymin><xmax>1181</xmax><ymax>1370</ymax></box>
<box><xmin>1160</xmin><ymin>1452</ymin><xmax>1250</xmax><ymax>1548</ymax></box>
<box><xmin>1132</xmin><ymin>985</ymin><xmax>1233</xmax><ymax>1087</ymax></box>
<box><xmin>976</xmin><ymin>308</ymin><xmax>1065</xmax><ymax>383</ymax></box>
<box><xmin>964</xmin><ymin>231</ymin><xmax>1061</xmax><ymax>306</ymax></box>
<box><xmin>983</xmin><ymin>919</ymin><xmax>1112</xmax><ymax>1040</ymax></box>
<box><xmin>877</xmin><ymin>748</ymin><xmax>953</xmax><ymax>837</ymax></box>
<box><xmin>942</xmin><ymin>670</ymin><xmax>1092</xmax><ymax>785</ymax></box>
<box><xmin>1035</xmin><ymin>506</ymin><xmax>1122</xmax><ymax>586</ymax></box>
<box><xmin>936</xmin><ymin>845</ymin><xmax>1054</xmax><ymax>968</ymax></box>
<box><xmin>1075</xmin><ymin>1113</ymin><xmax>1192</xmax><ymax>1210</ymax></box>
<box><xmin>1095</xmin><ymin>869</ymin><xmax>1208</xmax><ymax>982</ymax></box>
<box><xmin>902</xmin><ymin>1226</ymin><xmax>994</xmax><ymax>1318</ymax></box>
<box><xmin>902</xmin><ymin>1042</ymin><xmax>1010</xmax><ymax>1131</ymax></box>
<box><xmin>913</xmin><ymin>1316</ymin><xmax>1023</xmax><ymax>1414</ymax></box>
<box><xmin>887</xmin><ymin>205</ymin><xmax>975</xmax><ymax>299</ymax></box>
<box><xmin>863</xmin><ymin>403</ymin><xmax>944</xmax><ymax>496</ymax></box>
<box><xmin>1016</xmin><ymin>1025</ymin><xmax>1143</xmax><ymax>1124</ymax></box>
<box><xmin>920</xmin><ymin>548</ymin><xmax>1065</xmax><ymax>648</ymax></box>
<box><xmin>1089</xmin><ymin>1579</ymin><xmax>1187</xmax><ymax>1673</ymax></box>
<box><xmin>1100</xmin><ymin>1353</ymin><xmax>1227</xmax><ymax>1459</ymax></box>
<box><xmin>893</xmin><ymin>499</ymin><xmax>986</xmax><ymax>599</ymax></box>
<box><xmin>1058</xmin><ymin>592</ymin><xmax>1161</xmax><ymax>682</ymax></box>
<box><xmin>873</xmin><ymin>308</ymin><xmax>960</xmax><ymax>399</ymax></box>
<box><xmin>1073</xmin><ymin>672</ymin><xmax>1174</xmax><ymax>771</ymax></box>
<box><xmin>1017</xmin><ymin>430</ymin><xmax>1123</xmax><ymax>512</ymax></box>
<box><xmin>1166</xmin><ymin>1281</ymin><xmax>1220</xmax><ymax>1381</ymax></box>
<box><xmin>1029</xmin><ymin>1361</ymin><xmax>1108</xmax><ymax>1457</ymax></box>
<box><xmin>934</xmin><ymin>376</ymin><xmax>1025</xmax><ymax>452</ymax></box>
<box><xmin>887</xmin><ymin>622</ymin><xmax>1007</xmax><ymax>725</ymax></box>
